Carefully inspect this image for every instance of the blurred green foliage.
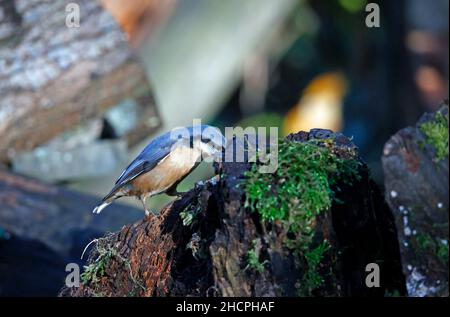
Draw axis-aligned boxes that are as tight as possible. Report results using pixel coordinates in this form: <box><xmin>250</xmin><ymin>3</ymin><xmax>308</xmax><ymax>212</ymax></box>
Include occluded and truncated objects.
<box><xmin>338</xmin><ymin>0</ymin><xmax>367</xmax><ymax>13</ymax></box>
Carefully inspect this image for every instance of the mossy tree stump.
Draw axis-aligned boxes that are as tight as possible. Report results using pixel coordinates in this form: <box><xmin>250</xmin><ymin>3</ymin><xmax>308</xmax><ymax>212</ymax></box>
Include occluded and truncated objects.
<box><xmin>61</xmin><ymin>129</ymin><xmax>405</xmax><ymax>297</ymax></box>
<box><xmin>382</xmin><ymin>102</ymin><xmax>449</xmax><ymax>297</ymax></box>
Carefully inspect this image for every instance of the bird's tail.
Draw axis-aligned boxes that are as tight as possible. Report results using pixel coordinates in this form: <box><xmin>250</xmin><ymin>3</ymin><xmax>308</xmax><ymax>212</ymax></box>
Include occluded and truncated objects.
<box><xmin>92</xmin><ymin>186</ymin><xmax>123</xmax><ymax>214</ymax></box>
<box><xmin>92</xmin><ymin>201</ymin><xmax>111</xmax><ymax>214</ymax></box>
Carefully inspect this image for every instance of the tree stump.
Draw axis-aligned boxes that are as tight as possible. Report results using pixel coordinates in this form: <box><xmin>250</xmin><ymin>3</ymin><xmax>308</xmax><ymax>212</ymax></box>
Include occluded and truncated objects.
<box><xmin>62</xmin><ymin>129</ymin><xmax>406</xmax><ymax>297</ymax></box>
<box><xmin>382</xmin><ymin>102</ymin><xmax>449</xmax><ymax>297</ymax></box>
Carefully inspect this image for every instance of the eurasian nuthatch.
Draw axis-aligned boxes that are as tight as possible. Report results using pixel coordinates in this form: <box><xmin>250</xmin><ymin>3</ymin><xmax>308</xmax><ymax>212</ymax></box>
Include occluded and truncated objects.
<box><xmin>92</xmin><ymin>125</ymin><xmax>227</xmax><ymax>216</ymax></box>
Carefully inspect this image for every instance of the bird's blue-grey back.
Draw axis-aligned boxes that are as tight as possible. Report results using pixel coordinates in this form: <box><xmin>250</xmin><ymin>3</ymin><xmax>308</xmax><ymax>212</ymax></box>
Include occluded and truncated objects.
<box><xmin>114</xmin><ymin>132</ymin><xmax>175</xmax><ymax>187</ymax></box>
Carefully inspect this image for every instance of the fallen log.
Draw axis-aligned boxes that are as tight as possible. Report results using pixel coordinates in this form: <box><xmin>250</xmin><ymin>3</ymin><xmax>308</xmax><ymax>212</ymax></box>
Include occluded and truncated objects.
<box><xmin>61</xmin><ymin>129</ymin><xmax>406</xmax><ymax>297</ymax></box>
<box><xmin>382</xmin><ymin>102</ymin><xmax>449</xmax><ymax>297</ymax></box>
<box><xmin>0</xmin><ymin>170</ymin><xmax>143</xmax><ymax>256</ymax></box>
<box><xmin>0</xmin><ymin>0</ymin><xmax>159</xmax><ymax>163</ymax></box>
<box><xmin>0</xmin><ymin>170</ymin><xmax>144</xmax><ymax>296</ymax></box>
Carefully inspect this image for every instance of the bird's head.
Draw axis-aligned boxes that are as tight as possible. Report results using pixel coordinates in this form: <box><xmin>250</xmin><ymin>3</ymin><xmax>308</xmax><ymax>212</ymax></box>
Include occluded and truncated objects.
<box><xmin>193</xmin><ymin>125</ymin><xmax>227</xmax><ymax>161</ymax></box>
<box><xmin>169</xmin><ymin>125</ymin><xmax>227</xmax><ymax>162</ymax></box>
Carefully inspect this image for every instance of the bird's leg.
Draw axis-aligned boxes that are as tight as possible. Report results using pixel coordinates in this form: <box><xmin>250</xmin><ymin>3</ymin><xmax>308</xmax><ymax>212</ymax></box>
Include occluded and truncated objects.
<box><xmin>171</xmin><ymin>189</ymin><xmax>185</xmax><ymax>197</ymax></box>
<box><xmin>141</xmin><ymin>195</ymin><xmax>152</xmax><ymax>217</ymax></box>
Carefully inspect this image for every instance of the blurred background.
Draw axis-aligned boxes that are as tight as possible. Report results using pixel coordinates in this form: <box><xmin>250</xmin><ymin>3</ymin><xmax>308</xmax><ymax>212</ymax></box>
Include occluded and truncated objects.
<box><xmin>0</xmin><ymin>0</ymin><xmax>448</xmax><ymax>296</ymax></box>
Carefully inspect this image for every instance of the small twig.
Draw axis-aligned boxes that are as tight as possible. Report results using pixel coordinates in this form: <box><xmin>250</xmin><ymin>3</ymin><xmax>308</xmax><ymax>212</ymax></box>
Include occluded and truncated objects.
<box><xmin>81</xmin><ymin>238</ymin><xmax>99</xmax><ymax>260</ymax></box>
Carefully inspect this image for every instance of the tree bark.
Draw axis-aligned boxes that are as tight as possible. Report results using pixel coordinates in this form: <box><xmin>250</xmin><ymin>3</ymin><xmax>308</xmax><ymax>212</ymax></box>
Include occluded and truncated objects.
<box><xmin>382</xmin><ymin>102</ymin><xmax>449</xmax><ymax>297</ymax></box>
<box><xmin>62</xmin><ymin>129</ymin><xmax>406</xmax><ymax>297</ymax></box>
<box><xmin>0</xmin><ymin>0</ymin><xmax>159</xmax><ymax>163</ymax></box>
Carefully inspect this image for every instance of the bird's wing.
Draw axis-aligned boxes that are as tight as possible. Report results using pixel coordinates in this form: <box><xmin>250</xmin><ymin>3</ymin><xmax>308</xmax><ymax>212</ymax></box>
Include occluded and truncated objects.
<box><xmin>114</xmin><ymin>133</ymin><xmax>178</xmax><ymax>187</ymax></box>
<box><xmin>100</xmin><ymin>143</ymin><xmax>172</xmax><ymax>203</ymax></box>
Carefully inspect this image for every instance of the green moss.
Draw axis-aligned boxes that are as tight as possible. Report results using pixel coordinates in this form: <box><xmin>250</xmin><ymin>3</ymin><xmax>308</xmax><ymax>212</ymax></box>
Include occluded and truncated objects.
<box><xmin>437</xmin><ymin>243</ymin><xmax>449</xmax><ymax>265</ymax></box>
<box><xmin>243</xmin><ymin>137</ymin><xmax>361</xmax><ymax>295</ymax></box>
<box><xmin>81</xmin><ymin>238</ymin><xmax>146</xmax><ymax>294</ymax></box>
<box><xmin>420</xmin><ymin>111</ymin><xmax>449</xmax><ymax>162</ymax></box>
<box><xmin>415</xmin><ymin>233</ymin><xmax>448</xmax><ymax>265</ymax></box>
<box><xmin>244</xmin><ymin>138</ymin><xmax>360</xmax><ymax>239</ymax></box>
<box><xmin>81</xmin><ymin>245</ymin><xmax>117</xmax><ymax>284</ymax></box>
<box><xmin>180</xmin><ymin>201</ymin><xmax>202</xmax><ymax>227</ymax></box>
<box><xmin>299</xmin><ymin>240</ymin><xmax>331</xmax><ymax>296</ymax></box>
<box><xmin>246</xmin><ymin>239</ymin><xmax>269</xmax><ymax>273</ymax></box>
<box><xmin>416</xmin><ymin>233</ymin><xmax>434</xmax><ymax>252</ymax></box>
<box><xmin>180</xmin><ymin>210</ymin><xmax>194</xmax><ymax>226</ymax></box>
<box><xmin>384</xmin><ymin>289</ymin><xmax>402</xmax><ymax>297</ymax></box>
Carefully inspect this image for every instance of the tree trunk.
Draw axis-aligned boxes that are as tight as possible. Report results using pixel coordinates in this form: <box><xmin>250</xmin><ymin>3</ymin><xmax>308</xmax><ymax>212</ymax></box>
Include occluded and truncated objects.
<box><xmin>61</xmin><ymin>129</ymin><xmax>406</xmax><ymax>297</ymax></box>
<box><xmin>382</xmin><ymin>102</ymin><xmax>449</xmax><ymax>297</ymax></box>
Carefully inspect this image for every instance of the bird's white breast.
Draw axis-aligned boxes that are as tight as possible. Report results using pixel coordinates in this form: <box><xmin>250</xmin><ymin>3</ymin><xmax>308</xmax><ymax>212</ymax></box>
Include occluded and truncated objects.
<box><xmin>163</xmin><ymin>143</ymin><xmax>203</xmax><ymax>168</ymax></box>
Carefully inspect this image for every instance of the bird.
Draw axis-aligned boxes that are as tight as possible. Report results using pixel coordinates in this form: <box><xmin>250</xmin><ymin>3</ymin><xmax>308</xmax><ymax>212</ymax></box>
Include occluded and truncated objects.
<box><xmin>92</xmin><ymin>125</ymin><xmax>227</xmax><ymax>216</ymax></box>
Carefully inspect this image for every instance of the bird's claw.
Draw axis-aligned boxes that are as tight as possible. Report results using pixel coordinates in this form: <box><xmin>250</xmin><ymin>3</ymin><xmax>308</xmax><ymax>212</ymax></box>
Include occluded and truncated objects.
<box><xmin>144</xmin><ymin>208</ymin><xmax>158</xmax><ymax>217</ymax></box>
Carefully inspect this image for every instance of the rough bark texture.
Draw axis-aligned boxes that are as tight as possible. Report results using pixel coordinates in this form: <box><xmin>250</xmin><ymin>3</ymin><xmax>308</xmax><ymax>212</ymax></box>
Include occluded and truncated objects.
<box><xmin>382</xmin><ymin>102</ymin><xmax>449</xmax><ymax>297</ymax></box>
<box><xmin>0</xmin><ymin>0</ymin><xmax>159</xmax><ymax>163</ymax></box>
<box><xmin>62</xmin><ymin>129</ymin><xmax>406</xmax><ymax>297</ymax></box>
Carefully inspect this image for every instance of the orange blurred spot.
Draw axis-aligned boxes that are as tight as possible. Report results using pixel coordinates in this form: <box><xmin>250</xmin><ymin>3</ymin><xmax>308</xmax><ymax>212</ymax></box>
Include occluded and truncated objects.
<box><xmin>406</xmin><ymin>31</ymin><xmax>440</xmax><ymax>55</ymax></box>
<box><xmin>101</xmin><ymin>0</ymin><xmax>176</xmax><ymax>47</ymax></box>
<box><xmin>415</xmin><ymin>66</ymin><xmax>447</xmax><ymax>106</ymax></box>
<box><xmin>283</xmin><ymin>72</ymin><xmax>348</xmax><ymax>135</ymax></box>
